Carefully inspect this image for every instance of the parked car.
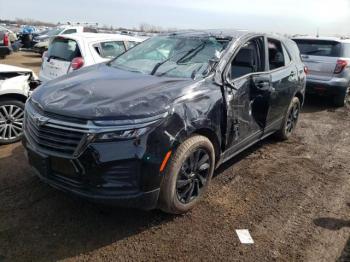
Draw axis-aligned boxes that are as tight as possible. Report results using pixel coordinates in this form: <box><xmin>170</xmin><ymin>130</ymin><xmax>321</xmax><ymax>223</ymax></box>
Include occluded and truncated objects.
<box><xmin>293</xmin><ymin>37</ymin><xmax>350</xmax><ymax>107</ymax></box>
<box><xmin>0</xmin><ymin>26</ymin><xmax>17</xmax><ymax>43</ymax></box>
<box><xmin>23</xmin><ymin>30</ymin><xmax>306</xmax><ymax>214</ymax></box>
<box><xmin>33</xmin><ymin>25</ymin><xmax>99</xmax><ymax>54</ymax></box>
<box><xmin>0</xmin><ymin>30</ymin><xmax>12</xmax><ymax>59</ymax></box>
<box><xmin>39</xmin><ymin>33</ymin><xmax>143</xmax><ymax>82</ymax></box>
<box><xmin>0</xmin><ymin>64</ymin><xmax>40</xmax><ymax>144</ymax></box>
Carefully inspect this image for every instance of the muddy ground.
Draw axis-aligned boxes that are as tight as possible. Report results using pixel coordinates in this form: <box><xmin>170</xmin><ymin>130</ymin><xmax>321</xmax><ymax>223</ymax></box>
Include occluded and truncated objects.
<box><xmin>0</xmin><ymin>52</ymin><xmax>350</xmax><ymax>262</ymax></box>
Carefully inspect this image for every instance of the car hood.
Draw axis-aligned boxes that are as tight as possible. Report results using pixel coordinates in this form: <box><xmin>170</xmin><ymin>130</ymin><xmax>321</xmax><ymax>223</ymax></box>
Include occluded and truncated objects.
<box><xmin>31</xmin><ymin>63</ymin><xmax>198</xmax><ymax>120</ymax></box>
<box><xmin>36</xmin><ymin>35</ymin><xmax>49</xmax><ymax>40</ymax></box>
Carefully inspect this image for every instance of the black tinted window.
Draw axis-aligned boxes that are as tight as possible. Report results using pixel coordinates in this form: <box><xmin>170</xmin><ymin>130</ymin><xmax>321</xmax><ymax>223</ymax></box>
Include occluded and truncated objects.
<box><xmin>293</xmin><ymin>39</ymin><xmax>341</xmax><ymax>57</ymax></box>
<box><xmin>62</xmin><ymin>29</ymin><xmax>77</xmax><ymax>35</ymax></box>
<box><xmin>48</xmin><ymin>38</ymin><xmax>81</xmax><ymax>61</ymax></box>
<box><xmin>83</xmin><ymin>27</ymin><xmax>98</xmax><ymax>33</ymax></box>
<box><xmin>230</xmin><ymin>37</ymin><xmax>264</xmax><ymax>79</ymax></box>
<box><xmin>268</xmin><ymin>39</ymin><xmax>285</xmax><ymax>70</ymax></box>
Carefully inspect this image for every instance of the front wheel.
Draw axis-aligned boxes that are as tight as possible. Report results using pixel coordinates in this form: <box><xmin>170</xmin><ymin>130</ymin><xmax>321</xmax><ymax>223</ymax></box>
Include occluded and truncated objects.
<box><xmin>0</xmin><ymin>100</ymin><xmax>25</xmax><ymax>145</ymax></box>
<box><xmin>158</xmin><ymin>135</ymin><xmax>215</xmax><ymax>214</ymax></box>
<box><xmin>275</xmin><ymin>97</ymin><xmax>301</xmax><ymax>140</ymax></box>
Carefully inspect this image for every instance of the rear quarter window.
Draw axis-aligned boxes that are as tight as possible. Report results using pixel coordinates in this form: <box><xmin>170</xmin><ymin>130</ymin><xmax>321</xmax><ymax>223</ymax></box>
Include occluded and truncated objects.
<box><xmin>48</xmin><ymin>38</ymin><xmax>81</xmax><ymax>61</ymax></box>
<box><xmin>293</xmin><ymin>39</ymin><xmax>341</xmax><ymax>57</ymax></box>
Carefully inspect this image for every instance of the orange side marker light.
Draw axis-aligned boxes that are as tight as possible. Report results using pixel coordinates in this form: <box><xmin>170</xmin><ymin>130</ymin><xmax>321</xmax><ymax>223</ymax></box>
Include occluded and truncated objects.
<box><xmin>159</xmin><ymin>151</ymin><xmax>172</xmax><ymax>172</ymax></box>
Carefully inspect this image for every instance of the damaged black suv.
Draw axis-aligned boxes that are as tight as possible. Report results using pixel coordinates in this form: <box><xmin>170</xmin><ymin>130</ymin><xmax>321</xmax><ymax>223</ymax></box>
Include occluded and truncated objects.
<box><xmin>23</xmin><ymin>30</ymin><xmax>306</xmax><ymax>214</ymax></box>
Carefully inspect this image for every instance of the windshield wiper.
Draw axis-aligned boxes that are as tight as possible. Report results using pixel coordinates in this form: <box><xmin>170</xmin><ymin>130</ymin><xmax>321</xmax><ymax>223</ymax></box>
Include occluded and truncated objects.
<box><xmin>150</xmin><ymin>42</ymin><xmax>207</xmax><ymax>76</ymax></box>
<box><xmin>176</xmin><ymin>42</ymin><xmax>207</xmax><ymax>64</ymax></box>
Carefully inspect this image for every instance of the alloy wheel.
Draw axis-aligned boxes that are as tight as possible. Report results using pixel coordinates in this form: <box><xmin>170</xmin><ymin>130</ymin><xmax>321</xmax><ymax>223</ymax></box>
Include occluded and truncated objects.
<box><xmin>0</xmin><ymin>104</ymin><xmax>24</xmax><ymax>141</ymax></box>
<box><xmin>285</xmin><ymin>102</ymin><xmax>300</xmax><ymax>134</ymax></box>
<box><xmin>176</xmin><ymin>148</ymin><xmax>211</xmax><ymax>204</ymax></box>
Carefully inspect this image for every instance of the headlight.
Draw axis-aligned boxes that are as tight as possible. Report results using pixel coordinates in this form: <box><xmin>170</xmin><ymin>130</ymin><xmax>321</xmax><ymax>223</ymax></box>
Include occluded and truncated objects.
<box><xmin>93</xmin><ymin>112</ymin><xmax>168</xmax><ymax>141</ymax></box>
<box><xmin>95</xmin><ymin>127</ymin><xmax>149</xmax><ymax>141</ymax></box>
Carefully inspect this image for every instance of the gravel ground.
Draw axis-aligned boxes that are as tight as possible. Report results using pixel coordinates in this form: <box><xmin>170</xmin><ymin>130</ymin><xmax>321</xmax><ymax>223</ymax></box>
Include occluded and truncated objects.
<box><xmin>0</xmin><ymin>52</ymin><xmax>349</xmax><ymax>262</ymax></box>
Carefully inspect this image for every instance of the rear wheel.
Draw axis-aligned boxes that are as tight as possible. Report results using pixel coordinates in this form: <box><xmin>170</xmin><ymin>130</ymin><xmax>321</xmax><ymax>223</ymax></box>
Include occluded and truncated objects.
<box><xmin>333</xmin><ymin>86</ymin><xmax>349</xmax><ymax>107</ymax></box>
<box><xmin>275</xmin><ymin>97</ymin><xmax>300</xmax><ymax>141</ymax></box>
<box><xmin>159</xmin><ymin>135</ymin><xmax>215</xmax><ymax>214</ymax></box>
<box><xmin>0</xmin><ymin>100</ymin><xmax>25</xmax><ymax>144</ymax></box>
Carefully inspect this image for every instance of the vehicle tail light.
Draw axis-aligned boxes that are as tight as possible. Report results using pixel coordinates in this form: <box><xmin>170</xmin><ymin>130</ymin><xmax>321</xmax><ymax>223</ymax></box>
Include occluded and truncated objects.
<box><xmin>3</xmin><ymin>33</ymin><xmax>9</xmax><ymax>46</ymax></box>
<box><xmin>334</xmin><ymin>59</ymin><xmax>348</xmax><ymax>74</ymax></box>
<box><xmin>304</xmin><ymin>66</ymin><xmax>309</xmax><ymax>75</ymax></box>
<box><xmin>71</xmin><ymin>57</ymin><xmax>84</xmax><ymax>70</ymax></box>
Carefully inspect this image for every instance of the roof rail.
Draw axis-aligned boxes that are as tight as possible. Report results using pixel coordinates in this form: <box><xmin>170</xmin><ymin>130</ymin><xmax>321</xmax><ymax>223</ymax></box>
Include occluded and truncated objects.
<box><xmin>58</xmin><ymin>22</ymin><xmax>99</xmax><ymax>27</ymax></box>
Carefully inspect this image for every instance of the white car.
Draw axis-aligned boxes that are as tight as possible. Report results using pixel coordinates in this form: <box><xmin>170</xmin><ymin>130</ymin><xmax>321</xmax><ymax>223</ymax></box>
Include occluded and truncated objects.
<box><xmin>0</xmin><ymin>64</ymin><xmax>40</xmax><ymax>144</ymax></box>
<box><xmin>39</xmin><ymin>33</ymin><xmax>143</xmax><ymax>82</ymax></box>
<box><xmin>33</xmin><ymin>25</ymin><xmax>99</xmax><ymax>54</ymax></box>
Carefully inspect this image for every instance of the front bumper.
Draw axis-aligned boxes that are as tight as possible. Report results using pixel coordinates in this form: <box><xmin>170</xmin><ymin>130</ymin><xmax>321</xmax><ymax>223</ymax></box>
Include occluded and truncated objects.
<box><xmin>306</xmin><ymin>77</ymin><xmax>349</xmax><ymax>96</ymax></box>
<box><xmin>22</xmin><ymin>131</ymin><xmax>167</xmax><ymax>210</ymax></box>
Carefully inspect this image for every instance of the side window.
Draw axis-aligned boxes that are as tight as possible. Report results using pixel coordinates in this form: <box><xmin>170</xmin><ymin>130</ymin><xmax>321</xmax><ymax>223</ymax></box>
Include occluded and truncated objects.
<box><xmin>62</xmin><ymin>29</ymin><xmax>77</xmax><ymax>35</ymax></box>
<box><xmin>97</xmin><ymin>41</ymin><xmax>126</xmax><ymax>58</ymax></box>
<box><xmin>229</xmin><ymin>37</ymin><xmax>265</xmax><ymax>79</ymax></box>
<box><xmin>125</xmin><ymin>41</ymin><xmax>139</xmax><ymax>49</ymax></box>
<box><xmin>268</xmin><ymin>39</ymin><xmax>285</xmax><ymax>70</ymax></box>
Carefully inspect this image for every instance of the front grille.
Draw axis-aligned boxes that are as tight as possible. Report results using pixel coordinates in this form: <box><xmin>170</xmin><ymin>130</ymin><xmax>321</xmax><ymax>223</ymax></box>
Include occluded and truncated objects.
<box><xmin>24</xmin><ymin>102</ymin><xmax>89</xmax><ymax>158</ymax></box>
<box><xmin>30</xmin><ymin>100</ymin><xmax>88</xmax><ymax>125</ymax></box>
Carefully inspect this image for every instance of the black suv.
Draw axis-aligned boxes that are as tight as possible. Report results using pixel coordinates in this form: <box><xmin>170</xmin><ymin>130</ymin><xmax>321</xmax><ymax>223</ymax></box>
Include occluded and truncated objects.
<box><xmin>23</xmin><ymin>30</ymin><xmax>306</xmax><ymax>214</ymax></box>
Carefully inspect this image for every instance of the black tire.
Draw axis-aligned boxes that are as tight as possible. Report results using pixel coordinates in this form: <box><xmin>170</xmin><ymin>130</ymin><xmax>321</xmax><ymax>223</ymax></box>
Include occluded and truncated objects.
<box><xmin>275</xmin><ymin>97</ymin><xmax>301</xmax><ymax>141</ymax></box>
<box><xmin>0</xmin><ymin>100</ymin><xmax>25</xmax><ymax>145</ymax></box>
<box><xmin>333</xmin><ymin>86</ymin><xmax>349</xmax><ymax>107</ymax></box>
<box><xmin>158</xmin><ymin>135</ymin><xmax>215</xmax><ymax>214</ymax></box>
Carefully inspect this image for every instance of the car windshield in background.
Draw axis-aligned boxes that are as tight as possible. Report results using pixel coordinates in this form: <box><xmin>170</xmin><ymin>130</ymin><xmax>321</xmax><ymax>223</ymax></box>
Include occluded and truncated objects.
<box><xmin>47</xmin><ymin>28</ymin><xmax>64</xmax><ymax>37</ymax></box>
<box><xmin>294</xmin><ymin>39</ymin><xmax>341</xmax><ymax>57</ymax></box>
<box><xmin>110</xmin><ymin>36</ymin><xmax>229</xmax><ymax>79</ymax></box>
<box><xmin>47</xmin><ymin>38</ymin><xmax>81</xmax><ymax>61</ymax></box>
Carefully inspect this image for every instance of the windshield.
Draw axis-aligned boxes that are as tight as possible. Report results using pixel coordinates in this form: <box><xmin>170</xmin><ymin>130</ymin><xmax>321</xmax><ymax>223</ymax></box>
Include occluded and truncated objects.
<box><xmin>47</xmin><ymin>28</ymin><xmax>64</xmax><ymax>37</ymax></box>
<box><xmin>109</xmin><ymin>36</ymin><xmax>229</xmax><ymax>79</ymax></box>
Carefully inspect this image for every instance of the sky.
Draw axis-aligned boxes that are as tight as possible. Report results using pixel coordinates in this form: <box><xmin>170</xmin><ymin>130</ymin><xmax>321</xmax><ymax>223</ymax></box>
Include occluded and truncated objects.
<box><xmin>0</xmin><ymin>0</ymin><xmax>349</xmax><ymax>35</ymax></box>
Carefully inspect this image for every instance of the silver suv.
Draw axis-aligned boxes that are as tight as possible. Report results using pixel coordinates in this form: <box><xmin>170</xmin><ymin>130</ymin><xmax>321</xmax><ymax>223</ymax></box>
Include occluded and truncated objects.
<box><xmin>293</xmin><ymin>37</ymin><xmax>350</xmax><ymax>107</ymax></box>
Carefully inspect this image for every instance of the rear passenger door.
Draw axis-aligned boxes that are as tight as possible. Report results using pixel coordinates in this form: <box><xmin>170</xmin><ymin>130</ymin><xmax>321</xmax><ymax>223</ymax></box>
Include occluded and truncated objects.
<box><xmin>266</xmin><ymin>38</ymin><xmax>297</xmax><ymax>130</ymax></box>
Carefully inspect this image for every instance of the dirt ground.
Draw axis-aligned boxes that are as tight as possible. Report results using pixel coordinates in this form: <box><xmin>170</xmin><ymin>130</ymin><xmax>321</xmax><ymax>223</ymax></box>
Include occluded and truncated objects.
<box><xmin>0</xmin><ymin>52</ymin><xmax>350</xmax><ymax>262</ymax></box>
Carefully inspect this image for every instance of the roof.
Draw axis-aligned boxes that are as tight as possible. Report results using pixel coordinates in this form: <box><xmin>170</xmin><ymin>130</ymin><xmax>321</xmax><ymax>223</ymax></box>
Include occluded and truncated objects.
<box><xmin>53</xmin><ymin>33</ymin><xmax>144</xmax><ymax>43</ymax></box>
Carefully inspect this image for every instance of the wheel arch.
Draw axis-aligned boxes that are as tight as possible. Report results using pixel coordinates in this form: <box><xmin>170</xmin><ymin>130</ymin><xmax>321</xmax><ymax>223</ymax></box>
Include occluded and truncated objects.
<box><xmin>294</xmin><ymin>91</ymin><xmax>304</xmax><ymax>106</ymax></box>
<box><xmin>0</xmin><ymin>93</ymin><xmax>27</xmax><ymax>103</ymax></box>
<box><xmin>192</xmin><ymin>128</ymin><xmax>221</xmax><ymax>165</ymax></box>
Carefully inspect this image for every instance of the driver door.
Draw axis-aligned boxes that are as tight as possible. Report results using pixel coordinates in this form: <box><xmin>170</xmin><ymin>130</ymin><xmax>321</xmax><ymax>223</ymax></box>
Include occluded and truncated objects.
<box><xmin>223</xmin><ymin>36</ymin><xmax>273</xmax><ymax>155</ymax></box>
